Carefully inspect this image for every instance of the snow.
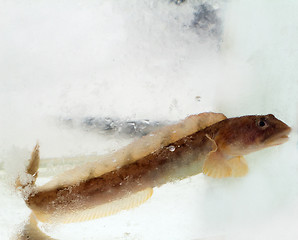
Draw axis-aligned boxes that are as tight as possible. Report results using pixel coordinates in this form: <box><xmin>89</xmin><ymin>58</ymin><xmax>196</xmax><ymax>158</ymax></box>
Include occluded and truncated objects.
<box><xmin>0</xmin><ymin>0</ymin><xmax>297</xmax><ymax>239</ymax></box>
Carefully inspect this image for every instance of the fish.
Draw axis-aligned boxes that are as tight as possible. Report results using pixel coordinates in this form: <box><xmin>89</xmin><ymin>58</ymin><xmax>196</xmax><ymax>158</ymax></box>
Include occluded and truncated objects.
<box><xmin>16</xmin><ymin>112</ymin><xmax>291</xmax><ymax>224</ymax></box>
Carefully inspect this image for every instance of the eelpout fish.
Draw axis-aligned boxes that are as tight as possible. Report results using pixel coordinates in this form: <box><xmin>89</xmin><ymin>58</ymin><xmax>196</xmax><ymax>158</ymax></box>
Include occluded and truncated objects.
<box><xmin>16</xmin><ymin>112</ymin><xmax>291</xmax><ymax>224</ymax></box>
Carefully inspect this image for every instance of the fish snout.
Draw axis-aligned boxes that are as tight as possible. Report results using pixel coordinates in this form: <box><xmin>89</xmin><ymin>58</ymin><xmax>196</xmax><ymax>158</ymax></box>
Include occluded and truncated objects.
<box><xmin>266</xmin><ymin>122</ymin><xmax>291</xmax><ymax>146</ymax></box>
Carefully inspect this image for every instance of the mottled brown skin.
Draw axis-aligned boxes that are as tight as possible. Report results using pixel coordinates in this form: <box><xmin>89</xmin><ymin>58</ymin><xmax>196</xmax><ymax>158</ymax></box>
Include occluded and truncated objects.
<box><xmin>26</xmin><ymin>114</ymin><xmax>291</xmax><ymax>216</ymax></box>
<box><xmin>211</xmin><ymin>114</ymin><xmax>291</xmax><ymax>156</ymax></box>
<box><xmin>27</xmin><ymin>129</ymin><xmax>214</xmax><ymax>214</ymax></box>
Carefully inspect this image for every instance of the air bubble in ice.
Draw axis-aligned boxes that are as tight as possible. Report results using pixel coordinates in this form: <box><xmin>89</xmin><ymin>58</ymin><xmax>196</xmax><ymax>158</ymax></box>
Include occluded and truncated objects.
<box><xmin>168</xmin><ymin>145</ymin><xmax>175</xmax><ymax>152</ymax></box>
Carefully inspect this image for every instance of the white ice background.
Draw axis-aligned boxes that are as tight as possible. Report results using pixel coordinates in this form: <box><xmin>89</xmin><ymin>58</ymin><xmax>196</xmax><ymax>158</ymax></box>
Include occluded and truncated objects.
<box><xmin>0</xmin><ymin>0</ymin><xmax>297</xmax><ymax>239</ymax></box>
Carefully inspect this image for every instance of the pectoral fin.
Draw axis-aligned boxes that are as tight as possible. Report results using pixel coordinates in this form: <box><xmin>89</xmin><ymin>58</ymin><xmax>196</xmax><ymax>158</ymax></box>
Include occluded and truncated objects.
<box><xmin>203</xmin><ymin>152</ymin><xmax>248</xmax><ymax>178</ymax></box>
<box><xmin>203</xmin><ymin>151</ymin><xmax>232</xmax><ymax>178</ymax></box>
<box><xmin>227</xmin><ymin>156</ymin><xmax>248</xmax><ymax>177</ymax></box>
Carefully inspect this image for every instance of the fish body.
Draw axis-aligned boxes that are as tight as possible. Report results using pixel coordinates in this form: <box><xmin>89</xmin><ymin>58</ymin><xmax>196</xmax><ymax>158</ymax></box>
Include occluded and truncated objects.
<box><xmin>18</xmin><ymin>113</ymin><xmax>291</xmax><ymax>223</ymax></box>
<box><xmin>28</xmin><ymin>127</ymin><xmax>213</xmax><ymax>217</ymax></box>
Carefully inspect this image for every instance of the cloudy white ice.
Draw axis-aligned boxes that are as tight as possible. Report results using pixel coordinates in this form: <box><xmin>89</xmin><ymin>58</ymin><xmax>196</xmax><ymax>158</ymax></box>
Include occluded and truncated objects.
<box><xmin>0</xmin><ymin>0</ymin><xmax>298</xmax><ymax>239</ymax></box>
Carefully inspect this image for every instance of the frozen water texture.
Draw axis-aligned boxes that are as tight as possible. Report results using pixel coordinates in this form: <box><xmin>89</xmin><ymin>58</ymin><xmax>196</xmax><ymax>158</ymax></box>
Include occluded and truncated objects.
<box><xmin>0</xmin><ymin>0</ymin><xmax>297</xmax><ymax>239</ymax></box>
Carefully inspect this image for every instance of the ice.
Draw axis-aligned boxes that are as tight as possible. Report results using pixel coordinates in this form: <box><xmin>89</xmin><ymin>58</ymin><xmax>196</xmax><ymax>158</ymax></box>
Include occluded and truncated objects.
<box><xmin>0</xmin><ymin>0</ymin><xmax>297</xmax><ymax>239</ymax></box>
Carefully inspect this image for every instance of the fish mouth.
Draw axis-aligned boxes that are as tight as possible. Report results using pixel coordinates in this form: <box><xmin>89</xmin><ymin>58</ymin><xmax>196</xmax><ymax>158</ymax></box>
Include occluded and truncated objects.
<box><xmin>265</xmin><ymin>127</ymin><xmax>291</xmax><ymax>146</ymax></box>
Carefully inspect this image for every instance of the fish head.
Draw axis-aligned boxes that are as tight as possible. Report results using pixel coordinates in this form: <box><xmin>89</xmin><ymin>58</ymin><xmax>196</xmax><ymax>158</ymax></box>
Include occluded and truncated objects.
<box><xmin>215</xmin><ymin>114</ymin><xmax>291</xmax><ymax>156</ymax></box>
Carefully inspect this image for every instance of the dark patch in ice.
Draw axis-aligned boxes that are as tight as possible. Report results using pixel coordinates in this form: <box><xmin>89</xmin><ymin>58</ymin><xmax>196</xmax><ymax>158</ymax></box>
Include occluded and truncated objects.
<box><xmin>62</xmin><ymin>117</ymin><xmax>170</xmax><ymax>137</ymax></box>
<box><xmin>191</xmin><ymin>3</ymin><xmax>222</xmax><ymax>40</ymax></box>
<box><xmin>169</xmin><ymin>0</ymin><xmax>186</xmax><ymax>5</ymax></box>
<box><xmin>168</xmin><ymin>1</ymin><xmax>223</xmax><ymax>42</ymax></box>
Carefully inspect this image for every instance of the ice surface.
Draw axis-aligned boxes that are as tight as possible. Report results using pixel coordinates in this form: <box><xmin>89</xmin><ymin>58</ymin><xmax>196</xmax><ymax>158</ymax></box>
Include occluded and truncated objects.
<box><xmin>0</xmin><ymin>0</ymin><xmax>297</xmax><ymax>239</ymax></box>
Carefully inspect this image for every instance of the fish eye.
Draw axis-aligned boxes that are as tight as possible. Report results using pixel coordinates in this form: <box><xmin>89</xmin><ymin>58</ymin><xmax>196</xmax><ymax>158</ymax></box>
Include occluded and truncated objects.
<box><xmin>259</xmin><ymin>121</ymin><xmax>265</xmax><ymax>127</ymax></box>
<box><xmin>257</xmin><ymin>119</ymin><xmax>268</xmax><ymax>128</ymax></box>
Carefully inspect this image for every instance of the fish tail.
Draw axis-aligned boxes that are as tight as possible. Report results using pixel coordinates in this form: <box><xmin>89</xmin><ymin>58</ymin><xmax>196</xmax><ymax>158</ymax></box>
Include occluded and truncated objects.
<box><xmin>15</xmin><ymin>144</ymin><xmax>40</xmax><ymax>190</ymax></box>
<box><xmin>13</xmin><ymin>213</ymin><xmax>56</xmax><ymax>240</ymax></box>
<box><xmin>13</xmin><ymin>146</ymin><xmax>54</xmax><ymax>239</ymax></box>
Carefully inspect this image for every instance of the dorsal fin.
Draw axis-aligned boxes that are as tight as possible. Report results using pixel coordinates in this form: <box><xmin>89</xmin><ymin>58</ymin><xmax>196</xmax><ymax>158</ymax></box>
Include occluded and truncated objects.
<box><xmin>39</xmin><ymin>112</ymin><xmax>226</xmax><ymax>191</ymax></box>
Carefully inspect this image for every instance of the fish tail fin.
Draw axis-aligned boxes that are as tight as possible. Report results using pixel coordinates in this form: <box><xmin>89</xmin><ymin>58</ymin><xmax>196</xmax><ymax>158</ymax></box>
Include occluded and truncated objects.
<box><xmin>13</xmin><ymin>146</ymin><xmax>54</xmax><ymax>240</ymax></box>
<box><xmin>16</xmin><ymin>144</ymin><xmax>40</xmax><ymax>190</ymax></box>
<box><xmin>13</xmin><ymin>213</ymin><xmax>56</xmax><ymax>240</ymax></box>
